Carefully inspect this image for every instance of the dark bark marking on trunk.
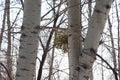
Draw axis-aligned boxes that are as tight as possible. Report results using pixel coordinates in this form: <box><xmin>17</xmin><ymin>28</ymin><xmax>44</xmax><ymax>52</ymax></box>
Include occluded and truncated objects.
<box><xmin>21</xmin><ymin>25</ymin><xmax>24</xmax><ymax>30</ymax></box>
<box><xmin>34</xmin><ymin>25</ymin><xmax>40</xmax><ymax>30</ymax></box>
<box><xmin>30</xmin><ymin>62</ymin><xmax>35</xmax><ymax>65</ymax></box>
<box><xmin>80</xmin><ymin>63</ymin><xmax>89</xmax><ymax>69</ymax></box>
<box><xmin>27</xmin><ymin>43</ymin><xmax>32</xmax><ymax>45</ymax></box>
<box><xmin>82</xmin><ymin>48</ymin><xmax>96</xmax><ymax>60</ymax></box>
<box><xmin>16</xmin><ymin>74</ymin><xmax>21</xmax><ymax>77</ymax></box>
<box><xmin>95</xmin><ymin>9</ymin><xmax>106</xmax><ymax>14</ymax></box>
<box><xmin>31</xmin><ymin>31</ymin><xmax>38</xmax><ymax>34</ymax></box>
<box><xmin>75</xmin><ymin>67</ymin><xmax>80</xmax><ymax>71</ymax></box>
<box><xmin>70</xmin><ymin>25</ymin><xmax>73</xmax><ymax>27</ymax></box>
<box><xmin>19</xmin><ymin>38</ymin><xmax>23</xmax><ymax>42</ymax></box>
<box><xmin>30</xmin><ymin>52</ymin><xmax>34</xmax><ymax>54</ymax></box>
<box><xmin>21</xmin><ymin>33</ymin><xmax>27</xmax><ymax>37</ymax></box>
<box><xmin>17</xmin><ymin>61</ymin><xmax>19</xmax><ymax>65</ymax></box>
<box><xmin>80</xmin><ymin>53</ymin><xmax>82</xmax><ymax>56</ymax></box>
<box><xmin>19</xmin><ymin>55</ymin><xmax>26</xmax><ymax>59</ymax></box>
<box><xmin>105</xmin><ymin>4</ymin><xmax>110</xmax><ymax>9</ymax></box>
<box><xmin>68</xmin><ymin>34</ymin><xmax>72</xmax><ymax>36</ymax></box>
<box><xmin>83</xmin><ymin>76</ymin><xmax>89</xmax><ymax>80</ymax></box>
<box><xmin>95</xmin><ymin>9</ymin><xmax>101</xmax><ymax>13</ymax></box>
<box><xmin>19</xmin><ymin>45</ymin><xmax>24</xmax><ymax>49</ymax></box>
<box><xmin>20</xmin><ymin>68</ymin><xmax>30</xmax><ymax>71</ymax></box>
<box><xmin>19</xmin><ymin>46</ymin><xmax>22</xmax><ymax>49</ymax></box>
<box><xmin>90</xmin><ymin>48</ymin><xmax>96</xmax><ymax>59</ymax></box>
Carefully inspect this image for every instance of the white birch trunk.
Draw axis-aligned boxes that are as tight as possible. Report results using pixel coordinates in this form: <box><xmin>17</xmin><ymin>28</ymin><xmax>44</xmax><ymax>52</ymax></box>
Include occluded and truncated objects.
<box><xmin>16</xmin><ymin>0</ymin><xmax>41</xmax><ymax>80</ymax></box>
<box><xmin>78</xmin><ymin>0</ymin><xmax>113</xmax><ymax>80</ymax></box>
<box><xmin>84</xmin><ymin>0</ymin><xmax>113</xmax><ymax>50</ymax></box>
<box><xmin>67</xmin><ymin>0</ymin><xmax>82</xmax><ymax>80</ymax></box>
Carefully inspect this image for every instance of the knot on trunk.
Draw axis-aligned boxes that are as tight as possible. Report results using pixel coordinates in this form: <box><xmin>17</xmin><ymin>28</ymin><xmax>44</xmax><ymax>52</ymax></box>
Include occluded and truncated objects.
<box><xmin>79</xmin><ymin>48</ymin><xmax>96</xmax><ymax>72</ymax></box>
<box><xmin>82</xmin><ymin>48</ymin><xmax>96</xmax><ymax>61</ymax></box>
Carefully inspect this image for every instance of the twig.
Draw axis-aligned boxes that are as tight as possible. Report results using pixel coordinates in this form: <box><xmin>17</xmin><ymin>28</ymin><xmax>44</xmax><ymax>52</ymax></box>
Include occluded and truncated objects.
<box><xmin>90</xmin><ymin>48</ymin><xmax>118</xmax><ymax>80</ymax></box>
<box><xmin>0</xmin><ymin>63</ymin><xmax>12</xmax><ymax>80</ymax></box>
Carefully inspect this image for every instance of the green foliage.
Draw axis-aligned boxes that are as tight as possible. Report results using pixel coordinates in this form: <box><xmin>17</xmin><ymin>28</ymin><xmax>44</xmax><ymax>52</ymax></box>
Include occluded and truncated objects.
<box><xmin>54</xmin><ymin>30</ymin><xmax>68</xmax><ymax>53</ymax></box>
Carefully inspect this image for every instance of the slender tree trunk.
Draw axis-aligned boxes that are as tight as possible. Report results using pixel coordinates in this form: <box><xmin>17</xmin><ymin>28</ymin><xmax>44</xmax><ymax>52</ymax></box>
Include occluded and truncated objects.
<box><xmin>48</xmin><ymin>47</ymin><xmax>55</xmax><ymax>80</ymax></box>
<box><xmin>16</xmin><ymin>0</ymin><xmax>41</xmax><ymax>80</ymax></box>
<box><xmin>101</xmin><ymin>58</ymin><xmax>104</xmax><ymax>80</ymax></box>
<box><xmin>0</xmin><ymin>1</ymin><xmax>6</xmax><ymax>49</ymax></box>
<box><xmin>108</xmin><ymin>17</ymin><xmax>117</xmax><ymax>71</ymax></box>
<box><xmin>0</xmin><ymin>0</ymin><xmax>7</xmax><ymax>80</ymax></box>
<box><xmin>37</xmin><ymin>2</ymin><xmax>60</xmax><ymax>79</ymax></box>
<box><xmin>37</xmin><ymin>25</ymin><xmax>55</xmax><ymax>80</ymax></box>
<box><xmin>115</xmin><ymin>0</ymin><xmax>120</xmax><ymax>79</ymax></box>
<box><xmin>118</xmin><ymin>12</ymin><xmax>120</xmax><ymax>80</ymax></box>
<box><xmin>118</xmin><ymin>24</ymin><xmax>120</xmax><ymax>80</ymax></box>
<box><xmin>6</xmin><ymin>0</ymin><xmax>13</xmax><ymax>80</ymax></box>
<box><xmin>67</xmin><ymin>0</ymin><xmax>82</xmax><ymax>80</ymax></box>
<box><xmin>88</xmin><ymin>1</ymin><xmax>92</xmax><ymax>80</ymax></box>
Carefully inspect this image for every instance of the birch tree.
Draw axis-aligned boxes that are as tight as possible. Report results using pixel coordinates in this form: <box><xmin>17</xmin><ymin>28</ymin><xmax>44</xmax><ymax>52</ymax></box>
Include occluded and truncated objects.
<box><xmin>67</xmin><ymin>0</ymin><xmax>113</xmax><ymax>80</ymax></box>
<box><xmin>0</xmin><ymin>0</ymin><xmax>119</xmax><ymax>80</ymax></box>
<box><xmin>67</xmin><ymin>0</ymin><xmax>81</xmax><ymax>80</ymax></box>
<box><xmin>16</xmin><ymin>0</ymin><xmax>41</xmax><ymax>80</ymax></box>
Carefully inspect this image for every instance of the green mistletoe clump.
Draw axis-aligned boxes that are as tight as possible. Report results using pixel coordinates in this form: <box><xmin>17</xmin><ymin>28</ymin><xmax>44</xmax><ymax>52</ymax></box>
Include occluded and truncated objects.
<box><xmin>54</xmin><ymin>30</ymin><xmax>68</xmax><ymax>53</ymax></box>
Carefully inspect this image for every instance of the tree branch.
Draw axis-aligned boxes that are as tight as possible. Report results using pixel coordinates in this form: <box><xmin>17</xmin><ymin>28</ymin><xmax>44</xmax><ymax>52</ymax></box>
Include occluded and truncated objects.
<box><xmin>90</xmin><ymin>48</ymin><xmax>118</xmax><ymax>80</ymax></box>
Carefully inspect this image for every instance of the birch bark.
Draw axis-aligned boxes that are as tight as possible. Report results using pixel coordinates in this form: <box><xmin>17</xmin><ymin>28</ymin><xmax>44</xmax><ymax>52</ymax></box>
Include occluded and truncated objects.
<box><xmin>67</xmin><ymin>0</ymin><xmax>82</xmax><ymax>80</ymax></box>
<box><xmin>68</xmin><ymin>0</ymin><xmax>113</xmax><ymax>80</ymax></box>
<box><xmin>79</xmin><ymin>0</ymin><xmax>113</xmax><ymax>80</ymax></box>
<box><xmin>16</xmin><ymin>0</ymin><xmax>41</xmax><ymax>80</ymax></box>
